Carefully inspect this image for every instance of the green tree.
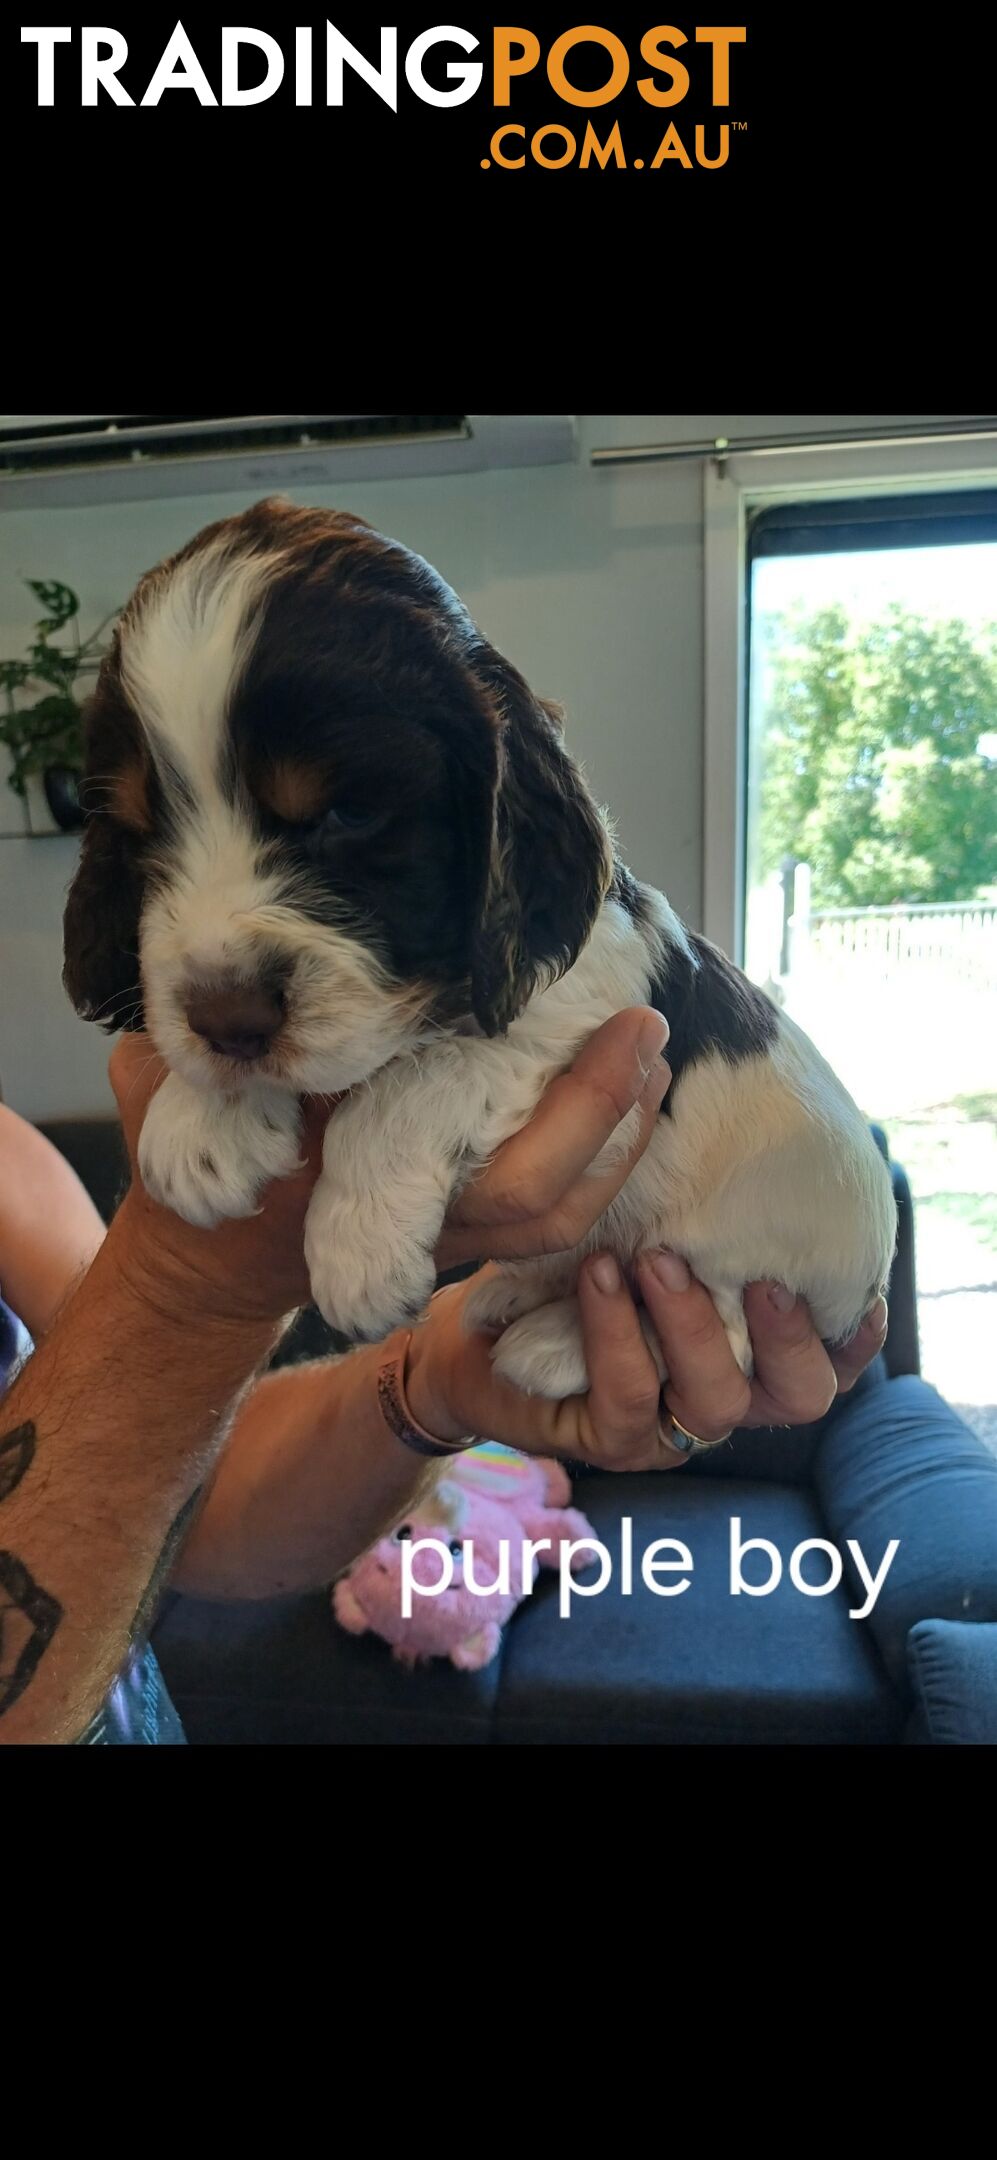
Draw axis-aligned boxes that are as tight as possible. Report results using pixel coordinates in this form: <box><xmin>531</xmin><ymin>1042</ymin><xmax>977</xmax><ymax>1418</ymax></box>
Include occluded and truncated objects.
<box><xmin>755</xmin><ymin>601</ymin><xmax>997</xmax><ymax>906</ymax></box>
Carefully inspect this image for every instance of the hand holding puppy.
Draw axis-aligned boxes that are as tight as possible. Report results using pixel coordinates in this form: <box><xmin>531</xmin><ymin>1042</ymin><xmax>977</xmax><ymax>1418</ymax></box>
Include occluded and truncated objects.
<box><xmin>107</xmin><ymin>1008</ymin><xmax>670</xmax><ymax>1324</ymax></box>
<box><xmin>109</xmin><ymin>1011</ymin><xmax>885</xmax><ymax>1473</ymax></box>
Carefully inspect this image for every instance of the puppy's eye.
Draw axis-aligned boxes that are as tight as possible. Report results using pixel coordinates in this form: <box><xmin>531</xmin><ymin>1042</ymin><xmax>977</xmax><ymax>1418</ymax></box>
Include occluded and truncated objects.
<box><xmin>449</xmin><ymin>1541</ymin><xmax>463</xmax><ymax>1560</ymax></box>
<box><xmin>319</xmin><ymin>803</ymin><xmax>377</xmax><ymax>835</ymax></box>
<box><xmin>393</xmin><ymin>1524</ymin><xmax>413</xmax><ymax>1543</ymax></box>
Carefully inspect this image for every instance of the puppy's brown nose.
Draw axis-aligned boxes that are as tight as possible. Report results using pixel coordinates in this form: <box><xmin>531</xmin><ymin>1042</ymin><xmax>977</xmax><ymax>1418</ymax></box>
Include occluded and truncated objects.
<box><xmin>185</xmin><ymin>983</ymin><xmax>285</xmax><ymax>1063</ymax></box>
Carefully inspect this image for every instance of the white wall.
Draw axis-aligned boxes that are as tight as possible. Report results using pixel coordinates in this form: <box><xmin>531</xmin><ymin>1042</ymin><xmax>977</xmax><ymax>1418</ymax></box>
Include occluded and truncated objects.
<box><xmin>0</xmin><ymin>412</ymin><xmax>962</xmax><ymax>1117</ymax></box>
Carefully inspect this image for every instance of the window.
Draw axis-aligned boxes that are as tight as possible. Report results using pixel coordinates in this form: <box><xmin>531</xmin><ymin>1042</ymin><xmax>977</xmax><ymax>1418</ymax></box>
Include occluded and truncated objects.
<box><xmin>742</xmin><ymin>491</ymin><xmax>997</xmax><ymax>1433</ymax></box>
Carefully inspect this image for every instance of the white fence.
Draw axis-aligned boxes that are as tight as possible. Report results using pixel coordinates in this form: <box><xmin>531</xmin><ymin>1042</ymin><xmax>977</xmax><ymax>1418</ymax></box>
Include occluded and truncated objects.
<box><xmin>805</xmin><ymin>902</ymin><xmax>997</xmax><ymax>994</ymax></box>
<box><xmin>747</xmin><ymin>877</ymin><xmax>997</xmax><ymax>1117</ymax></box>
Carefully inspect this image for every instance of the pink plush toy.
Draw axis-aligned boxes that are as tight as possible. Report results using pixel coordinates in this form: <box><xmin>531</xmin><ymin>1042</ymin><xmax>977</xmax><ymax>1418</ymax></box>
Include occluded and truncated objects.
<box><xmin>332</xmin><ymin>1444</ymin><xmax>596</xmax><ymax>1670</ymax></box>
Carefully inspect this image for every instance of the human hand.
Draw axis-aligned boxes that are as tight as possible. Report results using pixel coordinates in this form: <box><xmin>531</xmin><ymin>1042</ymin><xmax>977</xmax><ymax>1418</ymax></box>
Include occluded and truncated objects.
<box><xmin>634</xmin><ymin>1254</ymin><xmax>889</xmax><ymax>1443</ymax></box>
<box><xmin>435</xmin><ymin>1007</ymin><xmax>672</xmax><ymax>1267</ymax></box>
<box><xmin>106</xmin><ymin>1007</ymin><xmax>671</xmax><ymax>1329</ymax></box>
<box><xmin>405</xmin><ymin>1253</ymin><xmax>889</xmax><ymax>1472</ymax></box>
<box><xmin>108</xmin><ymin>1034</ymin><xmax>329</xmax><ymax>1326</ymax></box>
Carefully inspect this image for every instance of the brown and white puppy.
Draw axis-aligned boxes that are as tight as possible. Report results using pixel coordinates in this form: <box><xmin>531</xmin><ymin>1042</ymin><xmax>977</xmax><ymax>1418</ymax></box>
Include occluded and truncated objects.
<box><xmin>63</xmin><ymin>497</ymin><xmax>896</xmax><ymax>1398</ymax></box>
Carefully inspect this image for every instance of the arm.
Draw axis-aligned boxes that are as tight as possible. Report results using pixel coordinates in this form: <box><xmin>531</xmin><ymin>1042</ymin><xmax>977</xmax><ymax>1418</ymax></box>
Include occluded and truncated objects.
<box><xmin>0</xmin><ymin>1242</ymin><xmax>283</xmax><ymax>1740</ymax></box>
<box><xmin>173</xmin><ymin>1024</ymin><xmax>887</xmax><ymax>1602</ymax></box>
<box><xmin>0</xmin><ymin>1105</ymin><xmax>106</xmax><ymax>1339</ymax></box>
<box><xmin>0</xmin><ymin>1009</ymin><xmax>667</xmax><ymax>1736</ymax></box>
<box><xmin>173</xmin><ymin>1255</ymin><xmax>888</xmax><ymax>1602</ymax></box>
<box><xmin>168</xmin><ymin>1351</ymin><xmax>439</xmax><ymax>1598</ymax></box>
<box><xmin>0</xmin><ymin>1065</ymin><xmax>328</xmax><ymax>1746</ymax></box>
<box><xmin>173</xmin><ymin>1009</ymin><xmax>678</xmax><ymax>1596</ymax></box>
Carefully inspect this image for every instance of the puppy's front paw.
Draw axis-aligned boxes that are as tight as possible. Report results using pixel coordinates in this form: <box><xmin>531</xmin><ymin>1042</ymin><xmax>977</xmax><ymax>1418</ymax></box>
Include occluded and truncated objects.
<box><xmin>138</xmin><ymin>1075</ymin><xmax>302</xmax><ymax>1227</ymax></box>
<box><xmin>707</xmin><ymin>1285</ymin><xmax>754</xmax><ymax>1379</ymax></box>
<box><xmin>491</xmin><ymin>1297</ymin><xmax>590</xmax><ymax>1400</ymax></box>
<box><xmin>463</xmin><ymin>1266</ymin><xmax>554</xmax><ymax>1335</ymax></box>
<box><xmin>304</xmin><ymin>1190</ymin><xmax>438</xmax><ymax>1338</ymax></box>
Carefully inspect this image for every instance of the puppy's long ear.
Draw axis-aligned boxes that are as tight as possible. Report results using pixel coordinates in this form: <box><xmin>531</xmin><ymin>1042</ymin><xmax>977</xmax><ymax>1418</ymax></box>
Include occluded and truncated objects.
<box><xmin>63</xmin><ymin>655</ymin><xmax>148</xmax><ymax>1033</ymax></box>
<box><xmin>468</xmin><ymin>650</ymin><xmax>613</xmax><ymax>1035</ymax></box>
<box><xmin>63</xmin><ymin>814</ymin><xmax>146</xmax><ymax>1032</ymax></box>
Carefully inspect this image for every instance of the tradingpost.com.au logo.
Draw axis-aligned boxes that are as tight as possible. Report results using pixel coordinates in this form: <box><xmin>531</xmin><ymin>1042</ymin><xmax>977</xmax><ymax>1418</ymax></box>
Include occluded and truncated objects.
<box><xmin>20</xmin><ymin>23</ymin><xmax>749</xmax><ymax>171</ymax></box>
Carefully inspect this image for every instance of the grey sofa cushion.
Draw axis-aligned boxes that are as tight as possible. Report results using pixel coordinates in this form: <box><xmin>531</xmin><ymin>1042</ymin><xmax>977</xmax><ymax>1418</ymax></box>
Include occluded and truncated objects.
<box><xmin>492</xmin><ymin>1472</ymin><xmax>901</xmax><ymax>1745</ymax></box>
<box><xmin>815</xmin><ymin>1371</ymin><xmax>997</xmax><ymax>1692</ymax></box>
<box><xmin>906</xmin><ymin>1620</ymin><xmax>997</xmax><ymax>1745</ymax></box>
<box><xmin>153</xmin><ymin>1469</ymin><xmax>902</xmax><ymax>1746</ymax></box>
<box><xmin>152</xmin><ymin>1582</ymin><xmax>502</xmax><ymax>1745</ymax></box>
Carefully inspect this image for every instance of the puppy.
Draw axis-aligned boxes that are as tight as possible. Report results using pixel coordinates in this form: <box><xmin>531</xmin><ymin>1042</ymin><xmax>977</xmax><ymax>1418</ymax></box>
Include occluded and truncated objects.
<box><xmin>63</xmin><ymin>497</ymin><xmax>896</xmax><ymax>1399</ymax></box>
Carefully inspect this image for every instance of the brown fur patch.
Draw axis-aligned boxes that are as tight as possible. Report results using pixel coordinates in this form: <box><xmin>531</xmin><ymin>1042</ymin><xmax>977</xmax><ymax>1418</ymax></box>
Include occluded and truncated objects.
<box><xmin>257</xmin><ymin>761</ymin><xmax>330</xmax><ymax>826</ymax></box>
<box><xmin>110</xmin><ymin>759</ymin><xmax>153</xmax><ymax>833</ymax></box>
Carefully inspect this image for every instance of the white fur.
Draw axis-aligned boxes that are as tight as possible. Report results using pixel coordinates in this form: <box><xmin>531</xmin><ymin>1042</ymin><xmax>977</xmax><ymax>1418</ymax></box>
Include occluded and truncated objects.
<box><xmin>121</xmin><ymin>541</ymin><xmax>275</xmax><ymax>800</ymax></box>
<box><xmin>303</xmin><ymin>898</ymin><xmax>896</xmax><ymax>1394</ymax></box>
<box><xmin>121</xmin><ymin>558</ymin><xmax>895</xmax><ymax>1398</ymax></box>
<box><xmin>122</xmin><ymin>549</ymin><xmax>433</xmax><ymax>1101</ymax></box>
<box><xmin>138</xmin><ymin>1070</ymin><xmax>303</xmax><ymax>1226</ymax></box>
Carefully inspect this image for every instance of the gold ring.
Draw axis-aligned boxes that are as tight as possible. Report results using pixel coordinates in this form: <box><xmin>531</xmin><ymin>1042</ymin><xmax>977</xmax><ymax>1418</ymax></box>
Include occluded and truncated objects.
<box><xmin>665</xmin><ymin>1413</ymin><xmax>730</xmax><ymax>1455</ymax></box>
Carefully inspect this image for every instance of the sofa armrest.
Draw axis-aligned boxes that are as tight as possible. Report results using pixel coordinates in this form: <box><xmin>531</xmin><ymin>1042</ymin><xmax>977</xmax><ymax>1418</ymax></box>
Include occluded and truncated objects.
<box><xmin>884</xmin><ymin>1160</ymin><xmax>920</xmax><ymax>1379</ymax></box>
<box><xmin>868</xmin><ymin>1125</ymin><xmax>920</xmax><ymax>1380</ymax></box>
<box><xmin>815</xmin><ymin>1373</ymin><xmax>997</xmax><ymax>1698</ymax></box>
<box><xmin>906</xmin><ymin>1620</ymin><xmax>997</xmax><ymax>1744</ymax></box>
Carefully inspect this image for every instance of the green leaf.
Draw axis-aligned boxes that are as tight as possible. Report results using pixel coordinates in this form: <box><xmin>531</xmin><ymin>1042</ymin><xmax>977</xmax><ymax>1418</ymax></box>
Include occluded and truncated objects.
<box><xmin>26</xmin><ymin>578</ymin><xmax>79</xmax><ymax>627</ymax></box>
<box><xmin>1</xmin><ymin>581</ymin><xmax>110</xmax><ymax>804</ymax></box>
<box><xmin>755</xmin><ymin>602</ymin><xmax>997</xmax><ymax>907</ymax></box>
<box><xmin>26</xmin><ymin>646</ymin><xmax>77</xmax><ymax>686</ymax></box>
<box><xmin>23</xmin><ymin>693</ymin><xmax>79</xmax><ymax>720</ymax></box>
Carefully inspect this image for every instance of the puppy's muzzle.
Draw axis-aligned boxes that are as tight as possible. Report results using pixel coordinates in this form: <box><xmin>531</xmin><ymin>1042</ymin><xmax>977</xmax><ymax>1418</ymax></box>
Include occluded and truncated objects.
<box><xmin>185</xmin><ymin>975</ymin><xmax>286</xmax><ymax>1065</ymax></box>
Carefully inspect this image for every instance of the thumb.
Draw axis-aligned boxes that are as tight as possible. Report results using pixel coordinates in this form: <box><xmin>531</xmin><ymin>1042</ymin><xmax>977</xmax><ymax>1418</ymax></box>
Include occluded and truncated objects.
<box><xmin>108</xmin><ymin>1033</ymin><xmax>169</xmax><ymax>1165</ymax></box>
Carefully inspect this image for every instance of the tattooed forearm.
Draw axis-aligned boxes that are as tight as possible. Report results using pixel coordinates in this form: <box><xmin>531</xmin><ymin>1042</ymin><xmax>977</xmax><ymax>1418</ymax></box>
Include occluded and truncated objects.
<box><xmin>128</xmin><ymin>1483</ymin><xmax>206</xmax><ymax>1647</ymax></box>
<box><xmin>0</xmin><ymin>1550</ymin><xmax>63</xmax><ymax>1715</ymax></box>
<box><xmin>0</xmin><ymin>1421</ymin><xmax>64</xmax><ymax>1717</ymax></box>
<box><xmin>0</xmin><ymin>1421</ymin><xmax>36</xmax><ymax>1502</ymax></box>
<box><xmin>0</xmin><ymin>1413</ymin><xmax>201</xmax><ymax>1719</ymax></box>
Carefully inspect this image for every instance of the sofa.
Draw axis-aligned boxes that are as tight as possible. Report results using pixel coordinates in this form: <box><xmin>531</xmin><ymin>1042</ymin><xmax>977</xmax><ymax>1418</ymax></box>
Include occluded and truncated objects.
<box><xmin>37</xmin><ymin>1116</ymin><xmax>997</xmax><ymax>1744</ymax></box>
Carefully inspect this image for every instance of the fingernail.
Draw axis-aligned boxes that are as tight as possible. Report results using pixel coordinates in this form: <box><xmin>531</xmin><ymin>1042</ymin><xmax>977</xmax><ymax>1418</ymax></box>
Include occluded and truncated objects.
<box><xmin>590</xmin><ymin>1253</ymin><xmax>622</xmax><ymax>1294</ymax></box>
<box><xmin>866</xmin><ymin>1295</ymin><xmax>888</xmax><ymax>1336</ymax></box>
<box><xmin>642</xmin><ymin>1057</ymin><xmax>672</xmax><ymax>1104</ymax></box>
<box><xmin>645</xmin><ymin>1249</ymin><xmax>691</xmax><ymax>1293</ymax></box>
<box><xmin>638</xmin><ymin>1011</ymin><xmax>670</xmax><ymax>1062</ymax></box>
<box><xmin>767</xmin><ymin>1282</ymin><xmax>797</xmax><ymax>1314</ymax></box>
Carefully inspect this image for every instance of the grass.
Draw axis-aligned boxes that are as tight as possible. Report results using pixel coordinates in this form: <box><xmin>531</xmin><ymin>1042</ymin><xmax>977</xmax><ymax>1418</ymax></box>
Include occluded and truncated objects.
<box><xmin>871</xmin><ymin>1092</ymin><xmax>997</xmax><ymax>1285</ymax></box>
<box><xmin>915</xmin><ymin>1192</ymin><xmax>997</xmax><ymax>1254</ymax></box>
<box><xmin>951</xmin><ymin>1091</ymin><xmax>997</xmax><ymax>1124</ymax></box>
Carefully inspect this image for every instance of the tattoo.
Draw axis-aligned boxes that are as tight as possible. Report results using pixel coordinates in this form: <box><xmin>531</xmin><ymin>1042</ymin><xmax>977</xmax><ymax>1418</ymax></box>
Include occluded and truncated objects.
<box><xmin>0</xmin><ymin>1550</ymin><xmax>63</xmax><ymax>1716</ymax></box>
<box><xmin>128</xmin><ymin>1484</ymin><xmax>206</xmax><ymax>1647</ymax></box>
<box><xmin>0</xmin><ymin>1420</ymin><xmax>65</xmax><ymax>1717</ymax></box>
<box><xmin>0</xmin><ymin>1415</ymin><xmax>201</xmax><ymax>1720</ymax></box>
<box><xmin>0</xmin><ymin>1421</ymin><xmax>36</xmax><ymax>1502</ymax></box>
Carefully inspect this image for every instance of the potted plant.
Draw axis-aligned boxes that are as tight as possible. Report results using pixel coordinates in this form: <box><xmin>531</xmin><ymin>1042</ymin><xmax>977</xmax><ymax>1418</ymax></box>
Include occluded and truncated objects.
<box><xmin>0</xmin><ymin>579</ymin><xmax>117</xmax><ymax>833</ymax></box>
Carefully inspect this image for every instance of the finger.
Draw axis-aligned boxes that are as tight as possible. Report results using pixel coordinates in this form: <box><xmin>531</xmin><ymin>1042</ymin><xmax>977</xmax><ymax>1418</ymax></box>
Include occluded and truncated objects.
<box><xmin>439</xmin><ymin>1060</ymin><xmax>670</xmax><ymax>1267</ymax></box>
<box><xmin>298</xmin><ymin>1092</ymin><xmax>343</xmax><ymax>1176</ymax></box>
<box><xmin>428</xmin><ymin>1295</ymin><xmax>576</xmax><ymax>1458</ymax></box>
<box><xmin>421</xmin><ymin>1272</ymin><xmax>671</xmax><ymax>1472</ymax></box>
<box><xmin>577</xmin><ymin>1253</ymin><xmax>688</xmax><ymax>1471</ymax></box>
<box><xmin>636</xmin><ymin>1251</ymin><xmax>752</xmax><ymax>1444</ymax></box>
<box><xmin>740</xmin><ymin>1281</ymin><xmax>838</xmax><ymax>1426</ymax></box>
<box><xmin>108</xmin><ymin>1032</ymin><xmax>169</xmax><ymax>1160</ymax></box>
<box><xmin>446</xmin><ymin>1008</ymin><xmax>670</xmax><ymax>1236</ymax></box>
<box><xmin>827</xmin><ymin>1296</ymin><xmax>889</xmax><ymax>1394</ymax></box>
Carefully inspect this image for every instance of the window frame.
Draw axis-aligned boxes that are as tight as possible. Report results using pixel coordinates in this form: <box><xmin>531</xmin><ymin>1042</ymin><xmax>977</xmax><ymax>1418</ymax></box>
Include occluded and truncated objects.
<box><xmin>702</xmin><ymin>434</ymin><xmax>997</xmax><ymax>960</ymax></box>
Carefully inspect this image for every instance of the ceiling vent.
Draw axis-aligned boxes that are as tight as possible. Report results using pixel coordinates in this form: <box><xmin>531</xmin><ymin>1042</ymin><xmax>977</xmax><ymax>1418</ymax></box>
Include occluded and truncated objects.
<box><xmin>0</xmin><ymin>414</ymin><xmax>578</xmax><ymax>507</ymax></box>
